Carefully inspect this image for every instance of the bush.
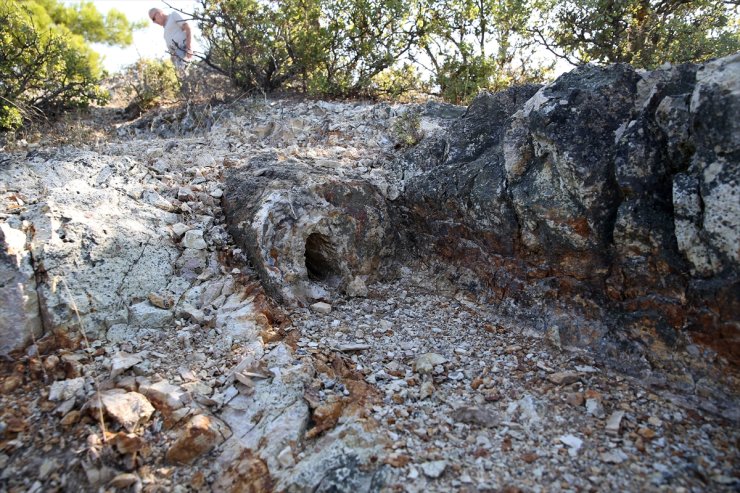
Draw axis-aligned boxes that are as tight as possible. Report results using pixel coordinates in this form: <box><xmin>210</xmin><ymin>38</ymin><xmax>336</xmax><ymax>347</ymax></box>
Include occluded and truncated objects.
<box><xmin>390</xmin><ymin>109</ymin><xmax>423</xmax><ymax>148</ymax></box>
<box><xmin>123</xmin><ymin>59</ymin><xmax>182</xmax><ymax>114</ymax></box>
<box><xmin>0</xmin><ymin>1</ymin><xmax>134</xmax><ymax>130</ymax></box>
<box><xmin>196</xmin><ymin>0</ymin><xmax>423</xmax><ymax>98</ymax></box>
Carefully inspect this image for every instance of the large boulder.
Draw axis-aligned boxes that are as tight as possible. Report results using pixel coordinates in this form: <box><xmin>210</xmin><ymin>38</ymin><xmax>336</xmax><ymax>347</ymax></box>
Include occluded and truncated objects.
<box><xmin>223</xmin><ymin>152</ymin><xmax>394</xmax><ymax>304</ymax></box>
<box><xmin>393</xmin><ymin>56</ymin><xmax>740</xmax><ymax>365</ymax></box>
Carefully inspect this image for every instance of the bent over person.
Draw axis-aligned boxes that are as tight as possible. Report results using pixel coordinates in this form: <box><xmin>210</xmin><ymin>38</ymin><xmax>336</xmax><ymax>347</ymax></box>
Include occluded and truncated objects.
<box><xmin>149</xmin><ymin>8</ymin><xmax>193</xmax><ymax>69</ymax></box>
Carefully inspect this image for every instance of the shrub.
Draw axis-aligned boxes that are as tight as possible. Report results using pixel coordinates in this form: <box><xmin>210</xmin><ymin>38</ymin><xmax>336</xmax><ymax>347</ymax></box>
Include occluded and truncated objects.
<box><xmin>0</xmin><ymin>1</ymin><xmax>134</xmax><ymax>130</ymax></box>
<box><xmin>390</xmin><ymin>109</ymin><xmax>423</xmax><ymax>148</ymax></box>
<box><xmin>123</xmin><ymin>59</ymin><xmax>182</xmax><ymax>114</ymax></box>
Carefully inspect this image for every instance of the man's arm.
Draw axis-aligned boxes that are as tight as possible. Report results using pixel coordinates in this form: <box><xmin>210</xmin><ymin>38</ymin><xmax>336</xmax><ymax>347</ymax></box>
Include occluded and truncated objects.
<box><xmin>181</xmin><ymin>21</ymin><xmax>193</xmax><ymax>61</ymax></box>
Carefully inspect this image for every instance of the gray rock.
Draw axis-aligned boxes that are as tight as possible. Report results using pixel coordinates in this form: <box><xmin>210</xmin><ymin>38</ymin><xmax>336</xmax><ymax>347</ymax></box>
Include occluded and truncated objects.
<box><xmin>182</xmin><ymin>230</ymin><xmax>208</xmax><ymax>250</ymax></box>
<box><xmin>413</xmin><ymin>353</ymin><xmax>447</xmax><ymax>375</ymax></box>
<box><xmin>48</xmin><ymin>377</ymin><xmax>86</xmax><ymax>402</ymax></box>
<box><xmin>100</xmin><ymin>391</ymin><xmax>155</xmax><ymax>432</ymax></box>
<box><xmin>421</xmin><ymin>460</ymin><xmax>447</xmax><ymax>479</ymax></box>
<box><xmin>311</xmin><ymin>302</ymin><xmax>332</xmax><ymax>314</ymax></box>
<box><xmin>223</xmin><ymin>155</ymin><xmax>394</xmax><ymax>304</ymax></box>
<box><xmin>0</xmin><ymin>223</ymin><xmax>41</xmax><ymax>357</ymax></box>
<box><xmin>128</xmin><ymin>301</ymin><xmax>174</xmax><ymax>328</ymax></box>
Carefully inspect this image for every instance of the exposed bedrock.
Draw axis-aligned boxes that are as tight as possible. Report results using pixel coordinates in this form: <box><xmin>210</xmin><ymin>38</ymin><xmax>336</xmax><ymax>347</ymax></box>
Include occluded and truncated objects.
<box><xmin>222</xmin><ymin>54</ymin><xmax>739</xmax><ymax>367</ymax></box>
<box><xmin>396</xmin><ymin>55</ymin><xmax>739</xmax><ymax>365</ymax></box>
<box><xmin>223</xmin><ymin>152</ymin><xmax>394</xmax><ymax>305</ymax></box>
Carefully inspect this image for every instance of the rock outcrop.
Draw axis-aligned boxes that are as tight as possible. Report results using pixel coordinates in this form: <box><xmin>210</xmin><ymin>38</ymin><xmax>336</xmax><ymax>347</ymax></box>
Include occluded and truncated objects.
<box><xmin>223</xmin><ymin>153</ymin><xmax>394</xmax><ymax>304</ymax></box>
<box><xmin>397</xmin><ymin>55</ymin><xmax>740</xmax><ymax>366</ymax></box>
<box><xmin>223</xmin><ymin>54</ymin><xmax>740</xmax><ymax>367</ymax></box>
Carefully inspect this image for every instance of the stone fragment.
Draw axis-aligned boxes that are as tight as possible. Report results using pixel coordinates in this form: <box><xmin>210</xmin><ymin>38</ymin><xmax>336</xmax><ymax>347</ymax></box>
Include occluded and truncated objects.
<box><xmin>110</xmin><ymin>352</ymin><xmax>143</xmax><ymax>379</ymax></box>
<box><xmin>600</xmin><ymin>449</ymin><xmax>628</xmax><ymax>464</ymax></box>
<box><xmin>147</xmin><ymin>292</ymin><xmax>173</xmax><ymax>309</ymax></box>
<box><xmin>605</xmin><ymin>410</ymin><xmax>625</xmax><ymax>435</ymax></box>
<box><xmin>547</xmin><ymin>371</ymin><xmax>582</xmax><ymax>385</ymax></box>
<box><xmin>338</xmin><ymin>343</ymin><xmax>370</xmax><ymax>351</ymax></box>
<box><xmin>2</xmin><ymin>374</ymin><xmax>23</xmax><ymax>393</ymax></box>
<box><xmin>345</xmin><ymin>276</ymin><xmax>368</xmax><ymax>297</ymax></box>
<box><xmin>166</xmin><ymin>414</ymin><xmax>226</xmax><ymax>464</ymax></box>
<box><xmin>638</xmin><ymin>427</ymin><xmax>657</xmax><ymax>440</ymax></box>
<box><xmin>559</xmin><ymin>435</ymin><xmax>583</xmax><ymax>457</ymax></box>
<box><xmin>182</xmin><ymin>230</ymin><xmax>207</xmax><ymax>250</ymax></box>
<box><xmin>170</xmin><ymin>223</ymin><xmax>190</xmax><ymax>239</ymax></box>
<box><xmin>143</xmin><ymin>190</ymin><xmax>174</xmax><ymax>211</ymax></box>
<box><xmin>100</xmin><ymin>391</ymin><xmax>155</xmax><ymax>432</ymax></box>
<box><xmin>585</xmin><ymin>398</ymin><xmax>605</xmax><ymax>418</ymax></box>
<box><xmin>276</xmin><ymin>446</ymin><xmax>295</xmax><ymax>468</ymax></box>
<box><xmin>48</xmin><ymin>377</ymin><xmax>85</xmax><ymax>402</ymax></box>
<box><xmin>310</xmin><ymin>302</ymin><xmax>332</xmax><ymax>314</ymax></box>
<box><xmin>109</xmin><ymin>473</ymin><xmax>140</xmax><ymax>489</ymax></box>
<box><xmin>421</xmin><ymin>460</ymin><xmax>447</xmax><ymax>479</ymax></box>
<box><xmin>128</xmin><ymin>302</ymin><xmax>173</xmax><ymax>328</ymax></box>
<box><xmin>414</xmin><ymin>353</ymin><xmax>447</xmax><ymax>375</ymax></box>
<box><xmin>306</xmin><ymin>401</ymin><xmax>344</xmax><ymax>438</ymax></box>
<box><xmin>451</xmin><ymin>406</ymin><xmax>500</xmax><ymax>428</ymax></box>
<box><xmin>419</xmin><ymin>380</ymin><xmax>435</xmax><ymax>400</ymax></box>
<box><xmin>565</xmin><ymin>392</ymin><xmax>585</xmax><ymax>407</ymax></box>
<box><xmin>139</xmin><ymin>380</ymin><xmax>186</xmax><ymax>413</ymax></box>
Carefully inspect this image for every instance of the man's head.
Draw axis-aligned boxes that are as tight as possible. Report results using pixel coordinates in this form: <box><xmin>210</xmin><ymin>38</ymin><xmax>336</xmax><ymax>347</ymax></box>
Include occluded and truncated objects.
<box><xmin>148</xmin><ymin>8</ymin><xmax>166</xmax><ymax>27</ymax></box>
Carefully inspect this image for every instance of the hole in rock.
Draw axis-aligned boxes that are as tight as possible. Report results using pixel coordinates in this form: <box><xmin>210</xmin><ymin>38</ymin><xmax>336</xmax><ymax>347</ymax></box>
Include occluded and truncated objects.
<box><xmin>305</xmin><ymin>233</ymin><xmax>341</xmax><ymax>283</ymax></box>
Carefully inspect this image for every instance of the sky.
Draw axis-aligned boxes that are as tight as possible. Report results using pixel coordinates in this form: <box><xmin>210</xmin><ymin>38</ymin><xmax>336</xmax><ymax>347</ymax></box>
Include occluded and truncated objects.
<box><xmin>88</xmin><ymin>1</ymin><xmax>201</xmax><ymax>73</ymax></box>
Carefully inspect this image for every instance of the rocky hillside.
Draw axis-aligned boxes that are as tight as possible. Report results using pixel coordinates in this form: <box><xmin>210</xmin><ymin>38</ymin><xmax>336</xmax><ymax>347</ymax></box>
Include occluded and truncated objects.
<box><xmin>1</xmin><ymin>54</ymin><xmax>738</xmax><ymax>492</ymax></box>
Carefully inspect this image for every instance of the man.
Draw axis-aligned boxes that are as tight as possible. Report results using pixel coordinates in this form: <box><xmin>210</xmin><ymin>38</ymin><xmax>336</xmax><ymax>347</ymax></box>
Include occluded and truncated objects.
<box><xmin>149</xmin><ymin>8</ymin><xmax>193</xmax><ymax>69</ymax></box>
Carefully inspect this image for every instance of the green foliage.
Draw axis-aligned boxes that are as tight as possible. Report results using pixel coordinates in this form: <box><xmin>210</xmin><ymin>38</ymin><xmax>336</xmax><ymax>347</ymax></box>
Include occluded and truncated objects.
<box><xmin>197</xmin><ymin>0</ymin><xmax>310</xmax><ymax>92</ymax></box>
<box><xmin>313</xmin><ymin>0</ymin><xmax>422</xmax><ymax>96</ymax></box>
<box><xmin>417</xmin><ymin>0</ymin><xmax>551</xmax><ymax>103</ymax></box>
<box><xmin>196</xmin><ymin>0</ymin><xmax>422</xmax><ymax>97</ymax></box>
<box><xmin>123</xmin><ymin>59</ymin><xmax>182</xmax><ymax>112</ymax></box>
<box><xmin>0</xmin><ymin>0</ymin><xmax>135</xmax><ymax>130</ymax></box>
<box><xmin>538</xmin><ymin>0</ymin><xmax>740</xmax><ymax>68</ymax></box>
<box><xmin>371</xmin><ymin>64</ymin><xmax>428</xmax><ymax>100</ymax></box>
<box><xmin>390</xmin><ymin>109</ymin><xmax>423</xmax><ymax>147</ymax></box>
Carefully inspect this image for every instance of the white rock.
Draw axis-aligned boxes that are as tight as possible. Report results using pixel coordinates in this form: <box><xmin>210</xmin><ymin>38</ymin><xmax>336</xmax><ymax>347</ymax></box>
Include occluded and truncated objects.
<box><xmin>414</xmin><ymin>353</ymin><xmax>447</xmax><ymax>375</ymax></box>
<box><xmin>560</xmin><ymin>435</ymin><xmax>583</xmax><ymax>457</ymax></box>
<box><xmin>421</xmin><ymin>460</ymin><xmax>447</xmax><ymax>478</ymax></box>
<box><xmin>182</xmin><ymin>230</ymin><xmax>207</xmax><ymax>250</ymax></box>
<box><xmin>142</xmin><ymin>190</ymin><xmax>174</xmax><ymax>211</ymax></box>
<box><xmin>276</xmin><ymin>446</ymin><xmax>295</xmax><ymax>468</ymax></box>
<box><xmin>600</xmin><ymin>449</ymin><xmax>628</xmax><ymax>464</ymax></box>
<box><xmin>110</xmin><ymin>352</ymin><xmax>143</xmax><ymax>378</ymax></box>
<box><xmin>171</xmin><ymin>223</ymin><xmax>191</xmax><ymax>239</ymax></box>
<box><xmin>139</xmin><ymin>380</ymin><xmax>185</xmax><ymax>411</ymax></box>
<box><xmin>100</xmin><ymin>391</ymin><xmax>155</xmax><ymax>432</ymax></box>
<box><xmin>128</xmin><ymin>302</ymin><xmax>173</xmax><ymax>328</ymax></box>
<box><xmin>48</xmin><ymin>377</ymin><xmax>85</xmax><ymax>402</ymax></box>
<box><xmin>585</xmin><ymin>398</ymin><xmax>605</xmax><ymax>418</ymax></box>
<box><xmin>310</xmin><ymin>302</ymin><xmax>332</xmax><ymax>314</ymax></box>
<box><xmin>605</xmin><ymin>410</ymin><xmax>625</xmax><ymax>435</ymax></box>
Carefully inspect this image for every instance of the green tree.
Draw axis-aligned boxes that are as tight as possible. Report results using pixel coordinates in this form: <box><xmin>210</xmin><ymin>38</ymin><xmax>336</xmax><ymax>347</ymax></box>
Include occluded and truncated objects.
<box><xmin>195</xmin><ymin>0</ymin><xmax>423</xmax><ymax>96</ymax></box>
<box><xmin>0</xmin><ymin>0</ymin><xmax>137</xmax><ymax>130</ymax></box>
<box><xmin>313</xmin><ymin>0</ymin><xmax>423</xmax><ymax>96</ymax></box>
<box><xmin>195</xmin><ymin>0</ymin><xmax>334</xmax><ymax>93</ymax></box>
<box><xmin>536</xmin><ymin>0</ymin><xmax>740</xmax><ymax>67</ymax></box>
<box><xmin>416</xmin><ymin>0</ymin><xmax>551</xmax><ymax>103</ymax></box>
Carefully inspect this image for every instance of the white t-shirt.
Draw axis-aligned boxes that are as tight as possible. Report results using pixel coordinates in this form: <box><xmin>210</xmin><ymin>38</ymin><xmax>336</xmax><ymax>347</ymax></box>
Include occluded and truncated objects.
<box><xmin>164</xmin><ymin>12</ymin><xmax>187</xmax><ymax>57</ymax></box>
